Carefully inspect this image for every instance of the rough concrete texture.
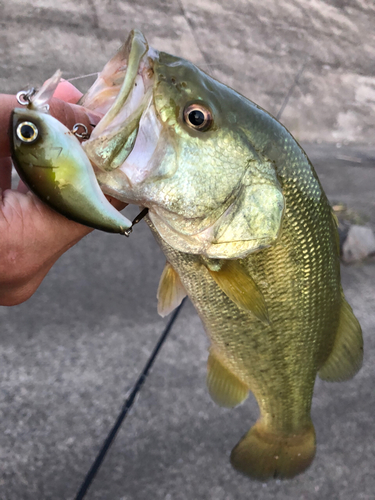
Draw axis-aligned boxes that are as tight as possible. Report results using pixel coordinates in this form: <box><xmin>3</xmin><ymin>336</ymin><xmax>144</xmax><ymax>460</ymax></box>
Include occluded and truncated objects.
<box><xmin>1</xmin><ymin>0</ymin><xmax>375</xmax><ymax>144</ymax></box>
<box><xmin>1</xmin><ymin>1</ymin><xmax>375</xmax><ymax>499</ymax></box>
<box><xmin>342</xmin><ymin>225</ymin><xmax>375</xmax><ymax>263</ymax></box>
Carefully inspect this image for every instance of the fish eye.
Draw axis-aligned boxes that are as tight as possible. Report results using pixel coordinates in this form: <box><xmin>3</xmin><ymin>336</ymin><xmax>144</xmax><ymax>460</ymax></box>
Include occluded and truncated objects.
<box><xmin>183</xmin><ymin>103</ymin><xmax>213</xmax><ymax>131</ymax></box>
<box><xmin>16</xmin><ymin>121</ymin><xmax>39</xmax><ymax>143</ymax></box>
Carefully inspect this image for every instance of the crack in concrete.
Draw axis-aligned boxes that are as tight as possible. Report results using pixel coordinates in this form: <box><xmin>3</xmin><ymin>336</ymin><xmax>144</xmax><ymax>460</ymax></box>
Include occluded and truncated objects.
<box><xmin>175</xmin><ymin>0</ymin><xmax>213</xmax><ymax>73</ymax></box>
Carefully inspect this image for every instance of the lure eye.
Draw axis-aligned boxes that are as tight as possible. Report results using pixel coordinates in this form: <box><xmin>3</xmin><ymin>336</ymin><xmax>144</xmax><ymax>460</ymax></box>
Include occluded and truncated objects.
<box><xmin>16</xmin><ymin>121</ymin><xmax>39</xmax><ymax>143</ymax></box>
<box><xmin>183</xmin><ymin>104</ymin><xmax>213</xmax><ymax>131</ymax></box>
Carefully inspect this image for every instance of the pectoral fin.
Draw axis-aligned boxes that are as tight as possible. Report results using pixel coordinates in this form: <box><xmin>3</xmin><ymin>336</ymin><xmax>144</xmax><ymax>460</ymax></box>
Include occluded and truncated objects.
<box><xmin>207</xmin><ymin>351</ymin><xmax>249</xmax><ymax>408</ymax></box>
<box><xmin>319</xmin><ymin>296</ymin><xmax>363</xmax><ymax>382</ymax></box>
<box><xmin>207</xmin><ymin>260</ymin><xmax>269</xmax><ymax>323</ymax></box>
<box><xmin>157</xmin><ymin>262</ymin><xmax>187</xmax><ymax>317</ymax></box>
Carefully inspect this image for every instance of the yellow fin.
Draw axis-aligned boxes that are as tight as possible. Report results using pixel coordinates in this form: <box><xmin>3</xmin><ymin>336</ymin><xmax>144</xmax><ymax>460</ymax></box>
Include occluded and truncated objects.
<box><xmin>319</xmin><ymin>297</ymin><xmax>363</xmax><ymax>382</ymax></box>
<box><xmin>231</xmin><ymin>420</ymin><xmax>316</xmax><ymax>480</ymax></box>
<box><xmin>207</xmin><ymin>260</ymin><xmax>269</xmax><ymax>323</ymax></box>
<box><xmin>157</xmin><ymin>262</ymin><xmax>187</xmax><ymax>317</ymax></box>
<box><xmin>207</xmin><ymin>351</ymin><xmax>249</xmax><ymax>408</ymax></box>
<box><xmin>331</xmin><ymin>209</ymin><xmax>340</xmax><ymax>254</ymax></box>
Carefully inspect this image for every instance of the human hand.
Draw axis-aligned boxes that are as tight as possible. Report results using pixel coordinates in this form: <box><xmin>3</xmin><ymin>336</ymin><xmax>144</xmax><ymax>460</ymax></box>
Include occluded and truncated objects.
<box><xmin>0</xmin><ymin>81</ymin><xmax>124</xmax><ymax>306</ymax></box>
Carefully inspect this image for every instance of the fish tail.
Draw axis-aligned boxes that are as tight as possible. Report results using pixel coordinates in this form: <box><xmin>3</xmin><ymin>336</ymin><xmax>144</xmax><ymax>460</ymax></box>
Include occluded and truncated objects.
<box><xmin>230</xmin><ymin>419</ymin><xmax>316</xmax><ymax>480</ymax></box>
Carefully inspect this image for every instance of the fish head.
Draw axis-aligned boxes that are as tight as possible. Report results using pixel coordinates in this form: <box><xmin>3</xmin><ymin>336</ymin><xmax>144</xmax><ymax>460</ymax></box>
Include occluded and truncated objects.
<box><xmin>82</xmin><ymin>30</ymin><xmax>285</xmax><ymax>258</ymax></box>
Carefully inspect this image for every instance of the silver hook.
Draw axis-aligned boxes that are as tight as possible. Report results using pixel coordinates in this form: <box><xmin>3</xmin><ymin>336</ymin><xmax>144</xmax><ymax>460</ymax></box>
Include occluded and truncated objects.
<box><xmin>123</xmin><ymin>208</ymin><xmax>149</xmax><ymax>237</ymax></box>
<box><xmin>16</xmin><ymin>87</ymin><xmax>37</xmax><ymax>106</ymax></box>
<box><xmin>72</xmin><ymin>123</ymin><xmax>90</xmax><ymax>140</ymax></box>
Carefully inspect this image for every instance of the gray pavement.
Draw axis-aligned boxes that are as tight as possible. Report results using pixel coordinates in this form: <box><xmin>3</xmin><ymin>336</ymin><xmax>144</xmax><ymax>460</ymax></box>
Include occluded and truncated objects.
<box><xmin>1</xmin><ymin>1</ymin><xmax>375</xmax><ymax>499</ymax></box>
<box><xmin>2</xmin><ymin>0</ymin><xmax>375</xmax><ymax>145</ymax></box>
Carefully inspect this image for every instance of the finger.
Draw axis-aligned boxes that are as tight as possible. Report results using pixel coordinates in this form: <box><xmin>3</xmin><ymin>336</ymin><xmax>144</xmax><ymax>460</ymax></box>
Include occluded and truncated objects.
<box><xmin>17</xmin><ymin>178</ymin><xmax>28</xmax><ymax>194</ymax></box>
<box><xmin>52</xmin><ymin>80</ymin><xmax>83</xmax><ymax>103</ymax></box>
<box><xmin>105</xmin><ymin>194</ymin><xmax>128</xmax><ymax>211</ymax></box>
<box><xmin>0</xmin><ymin>92</ymin><xmax>101</xmax><ymax>159</ymax></box>
<box><xmin>0</xmin><ymin>94</ymin><xmax>18</xmax><ymax>159</ymax></box>
<box><xmin>49</xmin><ymin>99</ymin><xmax>103</xmax><ymax>138</ymax></box>
<box><xmin>0</xmin><ymin>157</ymin><xmax>13</xmax><ymax>191</ymax></box>
<box><xmin>51</xmin><ymin>80</ymin><xmax>102</xmax><ymax>127</ymax></box>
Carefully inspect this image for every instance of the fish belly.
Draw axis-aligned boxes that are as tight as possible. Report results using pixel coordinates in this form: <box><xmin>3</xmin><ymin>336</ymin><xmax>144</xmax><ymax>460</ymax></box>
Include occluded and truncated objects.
<box><xmin>147</xmin><ymin>197</ymin><xmax>342</xmax><ymax>479</ymax></box>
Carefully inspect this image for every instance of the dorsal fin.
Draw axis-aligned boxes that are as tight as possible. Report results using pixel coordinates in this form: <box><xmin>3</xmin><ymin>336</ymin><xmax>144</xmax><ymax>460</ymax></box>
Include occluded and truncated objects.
<box><xmin>207</xmin><ymin>260</ymin><xmax>269</xmax><ymax>324</ymax></box>
<box><xmin>157</xmin><ymin>262</ymin><xmax>187</xmax><ymax>317</ymax></box>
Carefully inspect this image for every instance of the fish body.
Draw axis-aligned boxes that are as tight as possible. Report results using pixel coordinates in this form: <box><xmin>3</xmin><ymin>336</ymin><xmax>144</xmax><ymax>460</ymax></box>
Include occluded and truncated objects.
<box><xmin>81</xmin><ymin>31</ymin><xmax>363</xmax><ymax>480</ymax></box>
<box><xmin>11</xmin><ymin>73</ymin><xmax>132</xmax><ymax>234</ymax></box>
<box><xmin>143</xmin><ymin>92</ymin><xmax>361</xmax><ymax>478</ymax></box>
<box><xmin>148</xmin><ymin>168</ymin><xmax>344</xmax><ymax>479</ymax></box>
<box><xmin>28</xmin><ymin>31</ymin><xmax>363</xmax><ymax>479</ymax></box>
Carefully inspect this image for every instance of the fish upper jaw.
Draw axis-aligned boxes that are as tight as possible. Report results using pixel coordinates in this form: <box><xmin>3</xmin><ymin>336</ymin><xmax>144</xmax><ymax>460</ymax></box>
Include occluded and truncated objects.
<box><xmin>80</xmin><ymin>30</ymin><xmax>157</xmax><ymax>117</ymax></box>
<box><xmin>82</xmin><ymin>30</ymin><xmax>160</xmax><ymax>176</ymax></box>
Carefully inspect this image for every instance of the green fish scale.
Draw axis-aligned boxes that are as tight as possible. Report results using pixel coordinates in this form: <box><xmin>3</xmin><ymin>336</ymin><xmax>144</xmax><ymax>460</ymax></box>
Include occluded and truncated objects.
<box><xmin>149</xmin><ymin>140</ymin><xmax>341</xmax><ymax>434</ymax></box>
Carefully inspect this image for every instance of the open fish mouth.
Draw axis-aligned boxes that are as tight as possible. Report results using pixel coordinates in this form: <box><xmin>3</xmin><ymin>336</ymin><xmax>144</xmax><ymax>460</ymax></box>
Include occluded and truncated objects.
<box><xmin>82</xmin><ymin>30</ymin><xmax>159</xmax><ymax>178</ymax></box>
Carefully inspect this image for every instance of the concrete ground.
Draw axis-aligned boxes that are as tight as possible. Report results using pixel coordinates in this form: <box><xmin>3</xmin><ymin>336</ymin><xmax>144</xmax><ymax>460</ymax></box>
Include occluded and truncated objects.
<box><xmin>1</xmin><ymin>1</ymin><xmax>375</xmax><ymax>499</ymax></box>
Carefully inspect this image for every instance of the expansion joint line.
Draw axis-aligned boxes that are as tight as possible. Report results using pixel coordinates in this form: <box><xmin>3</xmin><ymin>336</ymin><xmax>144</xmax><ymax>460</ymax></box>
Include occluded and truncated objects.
<box><xmin>74</xmin><ymin>299</ymin><xmax>186</xmax><ymax>500</ymax></box>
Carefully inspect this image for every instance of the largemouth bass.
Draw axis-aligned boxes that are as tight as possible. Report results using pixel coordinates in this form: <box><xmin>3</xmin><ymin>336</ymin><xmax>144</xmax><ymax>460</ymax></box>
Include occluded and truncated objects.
<box><xmin>20</xmin><ymin>30</ymin><xmax>363</xmax><ymax>480</ymax></box>
<box><xmin>79</xmin><ymin>31</ymin><xmax>363</xmax><ymax>479</ymax></box>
